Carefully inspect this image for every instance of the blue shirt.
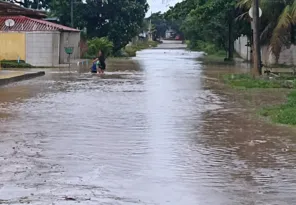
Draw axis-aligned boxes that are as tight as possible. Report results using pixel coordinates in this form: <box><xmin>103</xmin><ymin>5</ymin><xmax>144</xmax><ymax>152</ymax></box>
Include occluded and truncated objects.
<box><xmin>91</xmin><ymin>62</ymin><xmax>97</xmax><ymax>72</ymax></box>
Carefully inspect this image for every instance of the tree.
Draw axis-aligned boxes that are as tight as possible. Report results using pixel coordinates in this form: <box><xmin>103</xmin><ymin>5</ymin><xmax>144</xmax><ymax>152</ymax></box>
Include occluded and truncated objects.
<box><xmin>238</xmin><ymin>0</ymin><xmax>296</xmax><ymax>61</ymax></box>
<box><xmin>147</xmin><ymin>12</ymin><xmax>168</xmax><ymax>39</ymax></box>
<box><xmin>167</xmin><ymin>0</ymin><xmax>239</xmax><ymax>59</ymax></box>
<box><xmin>49</xmin><ymin>0</ymin><xmax>148</xmax><ymax>52</ymax></box>
<box><xmin>164</xmin><ymin>0</ymin><xmax>197</xmax><ymax>40</ymax></box>
<box><xmin>83</xmin><ymin>0</ymin><xmax>148</xmax><ymax>52</ymax></box>
<box><xmin>48</xmin><ymin>0</ymin><xmax>86</xmax><ymax>29</ymax></box>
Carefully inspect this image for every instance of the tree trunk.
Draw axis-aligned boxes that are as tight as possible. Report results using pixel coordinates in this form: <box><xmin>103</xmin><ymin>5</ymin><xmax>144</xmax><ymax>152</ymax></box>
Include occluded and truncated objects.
<box><xmin>252</xmin><ymin>0</ymin><xmax>261</xmax><ymax>76</ymax></box>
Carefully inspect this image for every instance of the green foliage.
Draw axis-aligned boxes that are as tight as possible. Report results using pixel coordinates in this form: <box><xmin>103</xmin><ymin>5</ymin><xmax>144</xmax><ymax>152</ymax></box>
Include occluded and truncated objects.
<box><xmin>166</xmin><ymin>0</ymin><xmax>296</xmax><ymax>63</ymax></box>
<box><xmin>238</xmin><ymin>0</ymin><xmax>296</xmax><ymax>61</ymax></box>
<box><xmin>199</xmin><ymin>54</ymin><xmax>236</xmax><ymax>65</ymax></box>
<box><xmin>82</xmin><ymin>0</ymin><xmax>148</xmax><ymax>52</ymax></box>
<box><xmin>164</xmin><ymin>0</ymin><xmax>241</xmax><ymax>59</ymax></box>
<box><xmin>49</xmin><ymin>0</ymin><xmax>148</xmax><ymax>52</ymax></box>
<box><xmin>260</xmin><ymin>91</ymin><xmax>296</xmax><ymax>125</ymax></box>
<box><xmin>124</xmin><ymin>41</ymin><xmax>158</xmax><ymax>57</ymax></box>
<box><xmin>0</xmin><ymin>60</ymin><xmax>33</xmax><ymax>68</ymax></box>
<box><xmin>147</xmin><ymin>12</ymin><xmax>168</xmax><ymax>39</ymax></box>
<box><xmin>188</xmin><ymin>40</ymin><xmax>221</xmax><ymax>54</ymax></box>
<box><xmin>124</xmin><ymin>47</ymin><xmax>137</xmax><ymax>57</ymax></box>
<box><xmin>146</xmin><ymin>11</ymin><xmax>186</xmax><ymax>40</ymax></box>
<box><xmin>223</xmin><ymin>74</ymin><xmax>296</xmax><ymax>89</ymax></box>
<box><xmin>48</xmin><ymin>0</ymin><xmax>86</xmax><ymax>29</ymax></box>
<box><xmin>86</xmin><ymin>37</ymin><xmax>113</xmax><ymax>58</ymax></box>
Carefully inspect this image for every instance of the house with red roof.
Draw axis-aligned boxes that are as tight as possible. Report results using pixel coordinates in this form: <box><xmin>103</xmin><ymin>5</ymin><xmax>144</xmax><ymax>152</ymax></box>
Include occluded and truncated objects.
<box><xmin>0</xmin><ymin>15</ymin><xmax>80</xmax><ymax>66</ymax></box>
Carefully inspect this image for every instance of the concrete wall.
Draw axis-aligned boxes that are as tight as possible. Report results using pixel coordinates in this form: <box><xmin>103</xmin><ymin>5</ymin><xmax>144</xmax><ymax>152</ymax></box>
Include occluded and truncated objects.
<box><xmin>234</xmin><ymin>35</ymin><xmax>251</xmax><ymax>61</ymax></box>
<box><xmin>59</xmin><ymin>32</ymin><xmax>80</xmax><ymax>64</ymax></box>
<box><xmin>26</xmin><ymin>31</ymin><xmax>60</xmax><ymax>67</ymax></box>
<box><xmin>235</xmin><ymin>35</ymin><xmax>296</xmax><ymax>65</ymax></box>
<box><xmin>0</xmin><ymin>33</ymin><xmax>26</xmax><ymax>60</ymax></box>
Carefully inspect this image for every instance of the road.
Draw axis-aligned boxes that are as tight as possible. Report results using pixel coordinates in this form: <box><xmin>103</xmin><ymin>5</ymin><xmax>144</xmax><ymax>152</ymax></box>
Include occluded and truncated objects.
<box><xmin>0</xmin><ymin>42</ymin><xmax>296</xmax><ymax>205</ymax></box>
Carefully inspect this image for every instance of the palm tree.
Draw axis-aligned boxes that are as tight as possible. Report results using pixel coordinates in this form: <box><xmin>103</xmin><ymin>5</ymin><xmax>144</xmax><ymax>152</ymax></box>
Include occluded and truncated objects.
<box><xmin>238</xmin><ymin>0</ymin><xmax>296</xmax><ymax>62</ymax></box>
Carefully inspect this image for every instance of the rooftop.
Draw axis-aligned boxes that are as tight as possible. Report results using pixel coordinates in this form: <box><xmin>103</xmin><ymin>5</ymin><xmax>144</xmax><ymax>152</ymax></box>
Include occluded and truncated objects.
<box><xmin>0</xmin><ymin>16</ymin><xmax>80</xmax><ymax>32</ymax></box>
<box><xmin>0</xmin><ymin>1</ymin><xmax>46</xmax><ymax>19</ymax></box>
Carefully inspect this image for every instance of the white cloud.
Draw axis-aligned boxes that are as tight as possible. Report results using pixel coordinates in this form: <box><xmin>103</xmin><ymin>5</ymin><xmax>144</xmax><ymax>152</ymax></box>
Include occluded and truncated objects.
<box><xmin>146</xmin><ymin>0</ymin><xmax>182</xmax><ymax>16</ymax></box>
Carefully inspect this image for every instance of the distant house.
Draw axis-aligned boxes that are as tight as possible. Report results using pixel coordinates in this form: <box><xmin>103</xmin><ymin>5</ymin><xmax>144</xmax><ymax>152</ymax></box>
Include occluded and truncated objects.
<box><xmin>165</xmin><ymin>28</ymin><xmax>175</xmax><ymax>39</ymax></box>
<box><xmin>139</xmin><ymin>31</ymin><xmax>147</xmax><ymax>38</ymax></box>
<box><xmin>0</xmin><ymin>16</ymin><xmax>80</xmax><ymax>66</ymax></box>
<box><xmin>138</xmin><ymin>31</ymin><xmax>148</xmax><ymax>42</ymax></box>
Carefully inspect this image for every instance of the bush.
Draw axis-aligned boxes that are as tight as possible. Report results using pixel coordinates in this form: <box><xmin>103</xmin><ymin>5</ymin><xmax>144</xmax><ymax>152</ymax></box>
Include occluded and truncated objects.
<box><xmin>187</xmin><ymin>40</ymin><xmax>224</xmax><ymax>55</ymax></box>
<box><xmin>124</xmin><ymin>47</ymin><xmax>137</xmax><ymax>57</ymax></box>
<box><xmin>0</xmin><ymin>60</ymin><xmax>33</xmax><ymax>68</ymax></box>
<box><xmin>86</xmin><ymin>37</ymin><xmax>113</xmax><ymax>58</ymax></box>
<box><xmin>123</xmin><ymin>41</ymin><xmax>159</xmax><ymax>57</ymax></box>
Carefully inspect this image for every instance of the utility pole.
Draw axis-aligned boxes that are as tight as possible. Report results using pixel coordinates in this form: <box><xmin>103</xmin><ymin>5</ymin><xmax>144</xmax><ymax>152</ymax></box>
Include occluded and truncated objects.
<box><xmin>71</xmin><ymin>0</ymin><xmax>74</xmax><ymax>28</ymax></box>
<box><xmin>252</xmin><ymin>0</ymin><xmax>261</xmax><ymax>76</ymax></box>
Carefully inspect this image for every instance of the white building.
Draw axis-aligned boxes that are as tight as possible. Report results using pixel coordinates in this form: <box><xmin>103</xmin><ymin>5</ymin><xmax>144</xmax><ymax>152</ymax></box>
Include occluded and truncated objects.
<box><xmin>165</xmin><ymin>28</ymin><xmax>175</xmax><ymax>39</ymax></box>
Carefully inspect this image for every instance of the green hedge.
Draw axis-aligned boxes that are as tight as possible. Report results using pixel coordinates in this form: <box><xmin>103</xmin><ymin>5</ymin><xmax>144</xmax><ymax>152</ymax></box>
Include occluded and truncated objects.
<box><xmin>186</xmin><ymin>40</ymin><xmax>226</xmax><ymax>56</ymax></box>
<box><xmin>123</xmin><ymin>41</ymin><xmax>159</xmax><ymax>57</ymax></box>
<box><xmin>0</xmin><ymin>60</ymin><xmax>33</xmax><ymax>68</ymax></box>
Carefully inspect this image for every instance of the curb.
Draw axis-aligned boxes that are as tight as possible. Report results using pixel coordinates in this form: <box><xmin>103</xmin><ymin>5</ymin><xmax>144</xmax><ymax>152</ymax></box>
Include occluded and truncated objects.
<box><xmin>0</xmin><ymin>71</ymin><xmax>45</xmax><ymax>86</ymax></box>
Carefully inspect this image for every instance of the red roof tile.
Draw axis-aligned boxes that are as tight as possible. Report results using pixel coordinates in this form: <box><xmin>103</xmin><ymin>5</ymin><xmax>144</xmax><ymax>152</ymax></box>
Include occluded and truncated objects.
<box><xmin>0</xmin><ymin>16</ymin><xmax>80</xmax><ymax>32</ymax></box>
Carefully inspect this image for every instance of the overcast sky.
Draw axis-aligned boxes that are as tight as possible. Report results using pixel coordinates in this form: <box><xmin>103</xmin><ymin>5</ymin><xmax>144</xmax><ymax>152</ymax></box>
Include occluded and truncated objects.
<box><xmin>146</xmin><ymin>0</ymin><xmax>182</xmax><ymax>16</ymax></box>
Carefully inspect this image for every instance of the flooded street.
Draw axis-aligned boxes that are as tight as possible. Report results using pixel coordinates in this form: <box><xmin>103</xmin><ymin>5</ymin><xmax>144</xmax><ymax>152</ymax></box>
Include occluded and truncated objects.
<box><xmin>1</xmin><ymin>42</ymin><xmax>296</xmax><ymax>205</ymax></box>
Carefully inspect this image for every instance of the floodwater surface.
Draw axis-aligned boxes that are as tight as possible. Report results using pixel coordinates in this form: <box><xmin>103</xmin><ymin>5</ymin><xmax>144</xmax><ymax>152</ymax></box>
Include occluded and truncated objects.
<box><xmin>1</xmin><ymin>42</ymin><xmax>296</xmax><ymax>205</ymax></box>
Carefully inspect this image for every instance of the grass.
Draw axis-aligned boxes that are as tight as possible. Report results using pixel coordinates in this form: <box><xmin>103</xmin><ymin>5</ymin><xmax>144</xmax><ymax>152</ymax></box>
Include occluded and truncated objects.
<box><xmin>196</xmin><ymin>51</ymin><xmax>241</xmax><ymax>65</ymax></box>
<box><xmin>260</xmin><ymin>91</ymin><xmax>296</xmax><ymax>125</ymax></box>
<box><xmin>0</xmin><ymin>60</ymin><xmax>33</xmax><ymax>68</ymax></box>
<box><xmin>222</xmin><ymin>73</ymin><xmax>296</xmax><ymax>125</ymax></box>
<box><xmin>223</xmin><ymin>73</ymin><xmax>296</xmax><ymax>89</ymax></box>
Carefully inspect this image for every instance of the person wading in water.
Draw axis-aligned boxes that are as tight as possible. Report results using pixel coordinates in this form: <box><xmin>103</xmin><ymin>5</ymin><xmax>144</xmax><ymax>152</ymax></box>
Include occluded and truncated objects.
<box><xmin>91</xmin><ymin>50</ymin><xmax>106</xmax><ymax>75</ymax></box>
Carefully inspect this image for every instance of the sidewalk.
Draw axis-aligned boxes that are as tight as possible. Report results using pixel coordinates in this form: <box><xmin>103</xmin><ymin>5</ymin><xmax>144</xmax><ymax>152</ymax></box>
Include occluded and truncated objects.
<box><xmin>0</xmin><ymin>70</ymin><xmax>25</xmax><ymax>79</ymax></box>
<box><xmin>0</xmin><ymin>70</ymin><xmax>45</xmax><ymax>86</ymax></box>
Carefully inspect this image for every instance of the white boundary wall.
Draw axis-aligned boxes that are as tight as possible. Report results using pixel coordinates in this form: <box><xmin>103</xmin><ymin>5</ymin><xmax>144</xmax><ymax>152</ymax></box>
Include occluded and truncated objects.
<box><xmin>234</xmin><ymin>35</ymin><xmax>296</xmax><ymax>65</ymax></box>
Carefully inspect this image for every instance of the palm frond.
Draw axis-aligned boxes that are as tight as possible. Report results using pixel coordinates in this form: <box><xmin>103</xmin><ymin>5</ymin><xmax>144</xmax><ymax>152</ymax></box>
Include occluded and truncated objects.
<box><xmin>291</xmin><ymin>0</ymin><xmax>296</xmax><ymax>24</ymax></box>
<box><xmin>235</xmin><ymin>12</ymin><xmax>249</xmax><ymax>22</ymax></box>
<box><xmin>237</xmin><ymin>0</ymin><xmax>251</xmax><ymax>9</ymax></box>
<box><xmin>270</xmin><ymin>5</ymin><xmax>292</xmax><ymax>60</ymax></box>
<box><xmin>260</xmin><ymin>22</ymin><xmax>273</xmax><ymax>41</ymax></box>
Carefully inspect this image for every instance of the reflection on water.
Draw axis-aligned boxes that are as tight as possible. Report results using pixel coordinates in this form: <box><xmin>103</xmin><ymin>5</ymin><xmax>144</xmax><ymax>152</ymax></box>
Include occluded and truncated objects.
<box><xmin>0</xmin><ymin>47</ymin><xmax>296</xmax><ymax>205</ymax></box>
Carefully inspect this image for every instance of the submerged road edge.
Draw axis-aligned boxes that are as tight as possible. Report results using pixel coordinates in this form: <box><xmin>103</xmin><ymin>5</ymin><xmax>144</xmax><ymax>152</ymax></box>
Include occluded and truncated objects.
<box><xmin>0</xmin><ymin>71</ymin><xmax>45</xmax><ymax>86</ymax></box>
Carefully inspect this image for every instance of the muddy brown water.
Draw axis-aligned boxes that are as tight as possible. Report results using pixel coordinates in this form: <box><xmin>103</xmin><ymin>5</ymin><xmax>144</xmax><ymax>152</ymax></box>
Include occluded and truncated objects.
<box><xmin>1</xmin><ymin>45</ymin><xmax>296</xmax><ymax>205</ymax></box>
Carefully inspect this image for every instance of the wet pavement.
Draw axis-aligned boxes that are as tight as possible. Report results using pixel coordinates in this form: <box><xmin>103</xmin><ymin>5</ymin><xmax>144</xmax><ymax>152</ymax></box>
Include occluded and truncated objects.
<box><xmin>1</xmin><ymin>42</ymin><xmax>296</xmax><ymax>205</ymax></box>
